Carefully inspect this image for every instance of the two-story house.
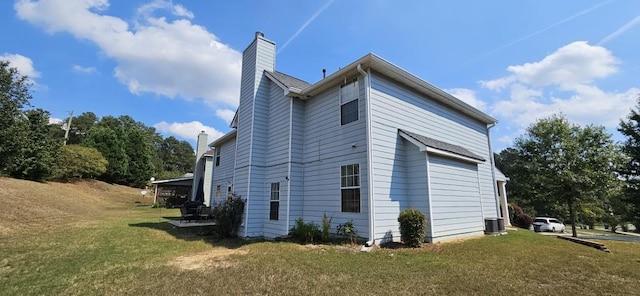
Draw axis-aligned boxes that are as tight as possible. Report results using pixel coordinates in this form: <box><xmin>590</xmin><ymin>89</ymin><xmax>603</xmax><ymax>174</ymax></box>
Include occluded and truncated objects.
<box><xmin>192</xmin><ymin>32</ymin><xmax>508</xmax><ymax>244</ymax></box>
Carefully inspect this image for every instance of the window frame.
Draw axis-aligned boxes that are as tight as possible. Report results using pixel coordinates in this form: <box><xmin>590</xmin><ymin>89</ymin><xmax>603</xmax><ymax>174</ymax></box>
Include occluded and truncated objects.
<box><xmin>270</xmin><ymin>182</ymin><xmax>280</xmax><ymax>220</ymax></box>
<box><xmin>339</xmin><ymin>78</ymin><xmax>359</xmax><ymax>125</ymax></box>
<box><xmin>340</xmin><ymin>163</ymin><xmax>361</xmax><ymax>213</ymax></box>
<box><xmin>216</xmin><ymin>185</ymin><xmax>221</xmax><ymax>198</ymax></box>
<box><xmin>215</xmin><ymin>148</ymin><xmax>221</xmax><ymax>166</ymax></box>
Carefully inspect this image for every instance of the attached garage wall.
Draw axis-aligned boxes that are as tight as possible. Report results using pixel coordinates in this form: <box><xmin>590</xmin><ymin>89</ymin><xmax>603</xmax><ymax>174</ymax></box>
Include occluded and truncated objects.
<box><xmin>429</xmin><ymin>155</ymin><xmax>484</xmax><ymax>241</ymax></box>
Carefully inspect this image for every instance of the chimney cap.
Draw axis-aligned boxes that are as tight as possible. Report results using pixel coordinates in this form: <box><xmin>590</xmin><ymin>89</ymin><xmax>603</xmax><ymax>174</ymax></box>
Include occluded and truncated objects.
<box><xmin>255</xmin><ymin>31</ymin><xmax>264</xmax><ymax>38</ymax></box>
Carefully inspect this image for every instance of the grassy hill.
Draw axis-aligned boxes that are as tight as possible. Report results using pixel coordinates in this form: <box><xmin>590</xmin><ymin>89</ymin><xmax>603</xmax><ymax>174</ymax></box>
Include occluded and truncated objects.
<box><xmin>1</xmin><ymin>177</ymin><xmax>640</xmax><ymax>295</ymax></box>
<box><xmin>0</xmin><ymin>177</ymin><xmax>143</xmax><ymax>236</ymax></box>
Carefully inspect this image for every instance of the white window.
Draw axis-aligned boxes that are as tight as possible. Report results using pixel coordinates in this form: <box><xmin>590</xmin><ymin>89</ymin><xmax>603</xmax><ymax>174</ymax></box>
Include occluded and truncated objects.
<box><xmin>216</xmin><ymin>185</ymin><xmax>221</xmax><ymax>198</ymax></box>
<box><xmin>215</xmin><ymin>148</ymin><xmax>221</xmax><ymax>166</ymax></box>
<box><xmin>341</xmin><ymin>164</ymin><xmax>360</xmax><ymax>213</ymax></box>
<box><xmin>340</xmin><ymin>79</ymin><xmax>358</xmax><ymax>125</ymax></box>
<box><xmin>270</xmin><ymin>182</ymin><xmax>280</xmax><ymax>220</ymax></box>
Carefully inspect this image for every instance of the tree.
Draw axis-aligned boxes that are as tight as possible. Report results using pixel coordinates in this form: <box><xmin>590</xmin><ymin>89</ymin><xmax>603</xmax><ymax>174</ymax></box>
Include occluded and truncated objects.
<box><xmin>509</xmin><ymin>115</ymin><xmax>620</xmax><ymax>237</ymax></box>
<box><xmin>53</xmin><ymin>145</ymin><xmax>107</xmax><ymax>180</ymax></box>
<box><xmin>9</xmin><ymin>109</ymin><xmax>60</xmax><ymax>181</ymax></box>
<box><xmin>157</xmin><ymin>136</ymin><xmax>195</xmax><ymax>178</ymax></box>
<box><xmin>65</xmin><ymin>112</ymin><xmax>98</xmax><ymax>145</ymax></box>
<box><xmin>83</xmin><ymin>125</ymin><xmax>129</xmax><ymax>183</ymax></box>
<box><xmin>0</xmin><ymin>60</ymin><xmax>32</xmax><ymax>176</ymax></box>
<box><xmin>618</xmin><ymin>98</ymin><xmax>640</xmax><ymax>230</ymax></box>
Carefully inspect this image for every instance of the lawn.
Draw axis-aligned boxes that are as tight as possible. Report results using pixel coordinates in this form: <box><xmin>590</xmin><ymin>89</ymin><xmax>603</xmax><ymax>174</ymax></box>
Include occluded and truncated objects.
<box><xmin>1</xmin><ymin>178</ymin><xmax>639</xmax><ymax>295</ymax></box>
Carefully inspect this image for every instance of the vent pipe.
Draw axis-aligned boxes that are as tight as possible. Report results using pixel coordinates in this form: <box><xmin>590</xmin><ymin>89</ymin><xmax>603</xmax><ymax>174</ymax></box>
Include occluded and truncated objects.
<box><xmin>322</xmin><ymin>68</ymin><xmax>326</xmax><ymax>79</ymax></box>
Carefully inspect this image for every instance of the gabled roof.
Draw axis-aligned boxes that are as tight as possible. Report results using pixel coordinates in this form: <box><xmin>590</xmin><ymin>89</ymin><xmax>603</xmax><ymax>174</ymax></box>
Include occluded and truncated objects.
<box><xmin>209</xmin><ymin>129</ymin><xmax>237</xmax><ymax>147</ymax></box>
<box><xmin>399</xmin><ymin>129</ymin><xmax>485</xmax><ymax>163</ymax></box>
<box><xmin>264</xmin><ymin>71</ymin><xmax>312</xmax><ymax>94</ymax></box>
<box><xmin>301</xmin><ymin>53</ymin><xmax>497</xmax><ymax>125</ymax></box>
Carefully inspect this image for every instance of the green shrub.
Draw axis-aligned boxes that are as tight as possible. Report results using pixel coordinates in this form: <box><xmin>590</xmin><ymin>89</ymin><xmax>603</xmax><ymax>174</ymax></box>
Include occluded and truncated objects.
<box><xmin>289</xmin><ymin>218</ymin><xmax>321</xmax><ymax>244</ymax></box>
<box><xmin>321</xmin><ymin>213</ymin><xmax>332</xmax><ymax>242</ymax></box>
<box><xmin>211</xmin><ymin>197</ymin><xmax>245</xmax><ymax>238</ymax></box>
<box><xmin>398</xmin><ymin>208</ymin><xmax>427</xmax><ymax>248</ymax></box>
<box><xmin>52</xmin><ymin>145</ymin><xmax>108</xmax><ymax>181</ymax></box>
<box><xmin>336</xmin><ymin>219</ymin><xmax>358</xmax><ymax>244</ymax></box>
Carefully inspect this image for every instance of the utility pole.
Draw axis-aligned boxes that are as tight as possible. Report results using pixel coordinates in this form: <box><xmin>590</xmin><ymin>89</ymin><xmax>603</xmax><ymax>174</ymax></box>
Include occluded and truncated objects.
<box><xmin>63</xmin><ymin>110</ymin><xmax>73</xmax><ymax>146</ymax></box>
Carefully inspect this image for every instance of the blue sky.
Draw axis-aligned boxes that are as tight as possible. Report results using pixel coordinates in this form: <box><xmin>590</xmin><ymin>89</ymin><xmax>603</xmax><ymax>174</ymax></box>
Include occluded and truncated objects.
<box><xmin>2</xmin><ymin>0</ymin><xmax>639</xmax><ymax>151</ymax></box>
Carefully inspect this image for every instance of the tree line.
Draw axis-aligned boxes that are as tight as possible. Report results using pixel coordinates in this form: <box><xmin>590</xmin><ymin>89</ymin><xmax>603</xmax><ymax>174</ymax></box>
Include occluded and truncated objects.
<box><xmin>496</xmin><ymin>108</ymin><xmax>640</xmax><ymax>235</ymax></box>
<box><xmin>1</xmin><ymin>60</ymin><xmax>195</xmax><ymax>187</ymax></box>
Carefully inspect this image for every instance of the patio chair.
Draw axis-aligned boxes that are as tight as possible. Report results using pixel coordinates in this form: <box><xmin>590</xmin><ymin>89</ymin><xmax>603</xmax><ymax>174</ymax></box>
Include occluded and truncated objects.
<box><xmin>196</xmin><ymin>205</ymin><xmax>211</xmax><ymax>220</ymax></box>
<box><xmin>180</xmin><ymin>205</ymin><xmax>196</xmax><ymax>222</ymax></box>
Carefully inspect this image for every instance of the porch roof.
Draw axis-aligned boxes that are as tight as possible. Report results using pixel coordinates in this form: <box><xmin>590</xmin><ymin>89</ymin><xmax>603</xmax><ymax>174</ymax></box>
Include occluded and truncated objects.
<box><xmin>399</xmin><ymin>129</ymin><xmax>485</xmax><ymax>162</ymax></box>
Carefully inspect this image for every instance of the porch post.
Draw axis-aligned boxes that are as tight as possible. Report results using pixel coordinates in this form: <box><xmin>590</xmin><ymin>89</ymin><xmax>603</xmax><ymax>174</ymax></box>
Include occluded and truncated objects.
<box><xmin>498</xmin><ymin>181</ymin><xmax>511</xmax><ymax>226</ymax></box>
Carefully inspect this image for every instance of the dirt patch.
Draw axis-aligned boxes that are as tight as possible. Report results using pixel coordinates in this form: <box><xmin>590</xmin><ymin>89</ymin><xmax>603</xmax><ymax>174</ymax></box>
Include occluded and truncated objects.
<box><xmin>167</xmin><ymin>249</ymin><xmax>248</xmax><ymax>270</ymax></box>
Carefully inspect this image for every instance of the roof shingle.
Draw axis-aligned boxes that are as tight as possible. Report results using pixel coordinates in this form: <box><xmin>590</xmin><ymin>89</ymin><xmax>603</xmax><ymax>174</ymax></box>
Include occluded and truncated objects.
<box><xmin>399</xmin><ymin>129</ymin><xmax>485</xmax><ymax>161</ymax></box>
<box><xmin>268</xmin><ymin>71</ymin><xmax>312</xmax><ymax>91</ymax></box>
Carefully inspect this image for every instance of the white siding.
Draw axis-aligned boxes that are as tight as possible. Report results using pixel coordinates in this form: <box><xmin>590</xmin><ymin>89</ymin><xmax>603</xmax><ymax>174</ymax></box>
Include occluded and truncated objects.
<box><xmin>429</xmin><ymin>156</ymin><xmax>484</xmax><ymax>241</ymax></box>
<box><xmin>369</xmin><ymin>71</ymin><xmax>495</xmax><ymax>242</ymax></box>
<box><xmin>261</xmin><ymin>81</ymin><xmax>291</xmax><ymax>238</ymax></box>
<box><xmin>234</xmin><ymin>35</ymin><xmax>276</xmax><ymax>238</ymax></box>
<box><xmin>289</xmin><ymin>98</ymin><xmax>305</xmax><ymax>230</ymax></box>
<box><xmin>301</xmin><ymin>78</ymin><xmax>369</xmax><ymax>235</ymax></box>
<box><xmin>211</xmin><ymin>136</ymin><xmax>237</xmax><ymax>204</ymax></box>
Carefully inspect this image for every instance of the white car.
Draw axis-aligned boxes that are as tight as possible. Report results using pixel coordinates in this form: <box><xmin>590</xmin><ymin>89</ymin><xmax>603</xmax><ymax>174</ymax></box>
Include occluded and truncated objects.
<box><xmin>533</xmin><ymin>217</ymin><xmax>566</xmax><ymax>233</ymax></box>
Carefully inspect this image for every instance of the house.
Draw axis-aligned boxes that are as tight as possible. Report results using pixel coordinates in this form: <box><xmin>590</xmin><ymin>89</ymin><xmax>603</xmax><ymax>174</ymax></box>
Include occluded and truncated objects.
<box><xmin>192</xmin><ymin>32</ymin><xmax>509</xmax><ymax>244</ymax></box>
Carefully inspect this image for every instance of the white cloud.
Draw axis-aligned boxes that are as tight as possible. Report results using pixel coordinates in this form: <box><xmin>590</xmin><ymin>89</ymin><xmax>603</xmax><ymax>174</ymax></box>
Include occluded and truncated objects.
<box><xmin>483</xmin><ymin>41</ymin><xmax>639</xmax><ymax>132</ymax></box>
<box><xmin>49</xmin><ymin>117</ymin><xmax>63</xmax><ymax>124</ymax></box>
<box><xmin>72</xmin><ymin>64</ymin><xmax>98</xmax><ymax>74</ymax></box>
<box><xmin>215</xmin><ymin>109</ymin><xmax>236</xmax><ymax>125</ymax></box>
<box><xmin>154</xmin><ymin>121</ymin><xmax>225</xmax><ymax>142</ymax></box>
<box><xmin>14</xmin><ymin>0</ymin><xmax>241</xmax><ymax>109</ymax></box>
<box><xmin>445</xmin><ymin>88</ymin><xmax>487</xmax><ymax>111</ymax></box>
<box><xmin>1</xmin><ymin>53</ymin><xmax>40</xmax><ymax>79</ymax></box>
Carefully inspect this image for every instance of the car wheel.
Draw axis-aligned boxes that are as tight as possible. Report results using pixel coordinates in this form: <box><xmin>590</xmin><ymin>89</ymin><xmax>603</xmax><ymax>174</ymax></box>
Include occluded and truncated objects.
<box><xmin>552</xmin><ymin>227</ymin><xmax>556</xmax><ymax>233</ymax></box>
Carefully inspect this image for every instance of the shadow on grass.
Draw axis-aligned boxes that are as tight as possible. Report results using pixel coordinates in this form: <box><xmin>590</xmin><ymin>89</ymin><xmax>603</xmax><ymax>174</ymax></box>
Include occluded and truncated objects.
<box><xmin>128</xmin><ymin>220</ymin><xmax>258</xmax><ymax>249</ymax></box>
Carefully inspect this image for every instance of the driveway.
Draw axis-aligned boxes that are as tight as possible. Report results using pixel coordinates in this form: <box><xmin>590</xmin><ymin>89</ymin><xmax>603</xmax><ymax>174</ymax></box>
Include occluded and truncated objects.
<box><xmin>539</xmin><ymin>230</ymin><xmax>640</xmax><ymax>243</ymax></box>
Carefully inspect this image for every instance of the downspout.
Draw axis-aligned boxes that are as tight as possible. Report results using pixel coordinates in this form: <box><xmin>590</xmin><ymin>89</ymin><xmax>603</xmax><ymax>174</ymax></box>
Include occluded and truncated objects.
<box><xmin>486</xmin><ymin>123</ymin><xmax>500</xmax><ymax>218</ymax></box>
<box><xmin>286</xmin><ymin>97</ymin><xmax>293</xmax><ymax>233</ymax></box>
<box><xmin>357</xmin><ymin>64</ymin><xmax>376</xmax><ymax>246</ymax></box>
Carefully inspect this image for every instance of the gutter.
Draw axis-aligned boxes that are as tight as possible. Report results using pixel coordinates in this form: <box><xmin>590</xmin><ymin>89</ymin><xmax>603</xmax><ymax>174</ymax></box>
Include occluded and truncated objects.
<box><xmin>286</xmin><ymin>97</ymin><xmax>293</xmax><ymax>233</ymax></box>
<box><xmin>357</xmin><ymin>64</ymin><xmax>376</xmax><ymax>246</ymax></box>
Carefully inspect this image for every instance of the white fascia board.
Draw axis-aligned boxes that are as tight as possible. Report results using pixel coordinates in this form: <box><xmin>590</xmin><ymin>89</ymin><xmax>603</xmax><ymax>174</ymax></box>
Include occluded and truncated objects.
<box><xmin>301</xmin><ymin>53</ymin><xmax>497</xmax><ymax>125</ymax></box>
<box><xmin>208</xmin><ymin>129</ymin><xmax>237</xmax><ymax>147</ymax></box>
<box><xmin>424</xmin><ymin>147</ymin><xmax>484</xmax><ymax>164</ymax></box>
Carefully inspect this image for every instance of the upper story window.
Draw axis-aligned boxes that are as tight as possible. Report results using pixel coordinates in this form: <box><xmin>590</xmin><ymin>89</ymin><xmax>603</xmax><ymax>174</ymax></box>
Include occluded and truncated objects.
<box><xmin>340</xmin><ymin>79</ymin><xmax>358</xmax><ymax>125</ymax></box>
<box><xmin>215</xmin><ymin>148</ymin><xmax>221</xmax><ymax>166</ymax></box>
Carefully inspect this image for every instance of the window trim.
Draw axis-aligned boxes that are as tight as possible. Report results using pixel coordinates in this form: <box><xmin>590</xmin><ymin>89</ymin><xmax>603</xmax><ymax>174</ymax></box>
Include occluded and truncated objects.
<box><xmin>340</xmin><ymin>163</ymin><xmax>361</xmax><ymax>213</ymax></box>
<box><xmin>216</xmin><ymin>184</ymin><xmax>221</xmax><ymax>198</ymax></box>
<box><xmin>270</xmin><ymin>182</ymin><xmax>280</xmax><ymax>220</ymax></box>
<box><xmin>339</xmin><ymin>78</ymin><xmax>359</xmax><ymax>125</ymax></box>
<box><xmin>215</xmin><ymin>148</ymin><xmax>221</xmax><ymax>166</ymax></box>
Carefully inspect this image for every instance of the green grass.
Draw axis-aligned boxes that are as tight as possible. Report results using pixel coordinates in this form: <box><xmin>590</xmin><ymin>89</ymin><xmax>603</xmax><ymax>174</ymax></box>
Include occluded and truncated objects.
<box><xmin>1</xmin><ymin>178</ymin><xmax>639</xmax><ymax>295</ymax></box>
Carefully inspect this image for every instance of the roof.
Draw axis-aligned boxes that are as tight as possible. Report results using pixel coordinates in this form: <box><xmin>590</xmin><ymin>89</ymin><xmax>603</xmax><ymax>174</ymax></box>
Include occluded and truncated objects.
<box><xmin>399</xmin><ymin>129</ymin><xmax>485</xmax><ymax>162</ymax></box>
<box><xmin>300</xmin><ymin>53</ymin><xmax>497</xmax><ymax>125</ymax></box>
<box><xmin>151</xmin><ymin>176</ymin><xmax>193</xmax><ymax>185</ymax></box>
<box><xmin>209</xmin><ymin>129</ymin><xmax>237</xmax><ymax>147</ymax></box>
<box><xmin>203</xmin><ymin>149</ymin><xmax>215</xmax><ymax>157</ymax></box>
<box><xmin>267</xmin><ymin>71</ymin><xmax>311</xmax><ymax>92</ymax></box>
